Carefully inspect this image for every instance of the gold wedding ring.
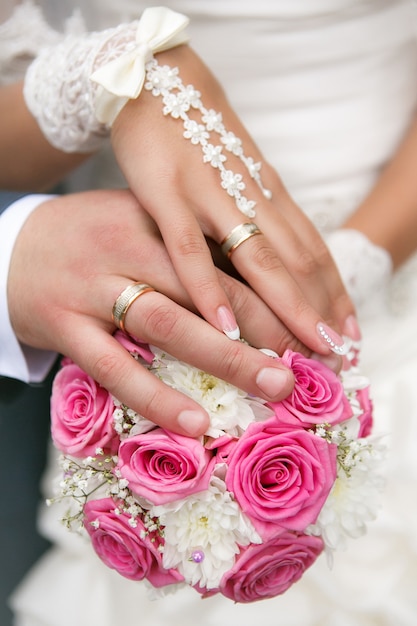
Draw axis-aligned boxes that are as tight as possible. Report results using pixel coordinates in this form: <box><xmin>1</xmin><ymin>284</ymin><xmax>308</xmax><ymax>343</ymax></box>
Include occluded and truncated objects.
<box><xmin>112</xmin><ymin>282</ymin><xmax>156</xmax><ymax>333</ymax></box>
<box><xmin>220</xmin><ymin>222</ymin><xmax>262</xmax><ymax>259</ymax></box>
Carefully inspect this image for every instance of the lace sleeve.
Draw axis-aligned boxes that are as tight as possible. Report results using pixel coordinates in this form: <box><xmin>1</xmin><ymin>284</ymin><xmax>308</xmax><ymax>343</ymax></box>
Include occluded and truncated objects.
<box><xmin>325</xmin><ymin>228</ymin><xmax>393</xmax><ymax>317</ymax></box>
<box><xmin>0</xmin><ymin>0</ymin><xmax>85</xmax><ymax>86</ymax></box>
<box><xmin>22</xmin><ymin>7</ymin><xmax>190</xmax><ymax>153</ymax></box>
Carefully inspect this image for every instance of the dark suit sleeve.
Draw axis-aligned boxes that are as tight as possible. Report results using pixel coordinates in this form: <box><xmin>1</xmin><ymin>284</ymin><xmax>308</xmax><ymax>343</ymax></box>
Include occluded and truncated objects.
<box><xmin>0</xmin><ymin>368</ymin><xmax>55</xmax><ymax>626</ymax></box>
<box><xmin>0</xmin><ymin>190</ymin><xmax>53</xmax><ymax>626</ymax></box>
<box><xmin>0</xmin><ymin>191</ymin><xmax>29</xmax><ymax>215</ymax></box>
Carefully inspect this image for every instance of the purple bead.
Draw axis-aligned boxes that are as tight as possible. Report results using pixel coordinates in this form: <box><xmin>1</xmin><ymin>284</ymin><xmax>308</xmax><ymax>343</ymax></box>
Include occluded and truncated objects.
<box><xmin>191</xmin><ymin>549</ymin><xmax>205</xmax><ymax>563</ymax></box>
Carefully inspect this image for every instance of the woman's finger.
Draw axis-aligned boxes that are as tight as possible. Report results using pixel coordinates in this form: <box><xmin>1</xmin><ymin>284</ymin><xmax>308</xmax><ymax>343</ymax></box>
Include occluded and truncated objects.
<box><xmin>57</xmin><ymin>287</ymin><xmax>296</xmax><ymax>437</ymax></box>
<box><xmin>267</xmin><ymin>192</ymin><xmax>356</xmax><ymax>331</ymax></box>
<box><xmin>104</xmin><ymin>286</ymin><xmax>295</xmax><ymax>402</ymax></box>
<box><xmin>112</xmin><ymin>45</ymin><xmax>355</xmax><ymax>354</ymax></box>
<box><xmin>148</xmin><ymin>199</ymin><xmax>241</xmax><ymax>339</ymax></box>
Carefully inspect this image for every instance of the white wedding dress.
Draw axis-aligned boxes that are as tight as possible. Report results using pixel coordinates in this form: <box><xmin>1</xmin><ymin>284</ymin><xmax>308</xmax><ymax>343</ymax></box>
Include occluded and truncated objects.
<box><xmin>2</xmin><ymin>1</ymin><xmax>417</xmax><ymax>625</ymax></box>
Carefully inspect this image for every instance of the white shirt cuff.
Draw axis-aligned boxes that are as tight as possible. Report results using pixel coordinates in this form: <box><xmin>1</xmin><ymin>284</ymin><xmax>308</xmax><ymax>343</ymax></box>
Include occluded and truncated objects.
<box><xmin>0</xmin><ymin>194</ymin><xmax>58</xmax><ymax>382</ymax></box>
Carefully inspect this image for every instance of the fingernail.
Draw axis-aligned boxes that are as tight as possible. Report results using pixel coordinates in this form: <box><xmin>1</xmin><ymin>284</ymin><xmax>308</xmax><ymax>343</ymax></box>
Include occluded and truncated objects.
<box><xmin>259</xmin><ymin>348</ymin><xmax>279</xmax><ymax>358</ymax></box>
<box><xmin>256</xmin><ymin>367</ymin><xmax>292</xmax><ymax>399</ymax></box>
<box><xmin>311</xmin><ymin>352</ymin><xmax>342</xmax><ymax>373</ymax></box>
<box><xmin>217</xmin><ymin>305</ymin><xmax>240</xmax><ymax>340</ymax></box>
<box><xmin>317</xmin><ymin>322</ymin><xmax>349</xmax><ymax>356</ymax></box>
<box><xmin>343</xmin><ymin>314</ymin><xmax>362</xmax><ymax>342</ymax></box>
<box><xmin>177</xmin><ymin>409</ymin><xmax>209</xmax><ymax>437</ymax></box>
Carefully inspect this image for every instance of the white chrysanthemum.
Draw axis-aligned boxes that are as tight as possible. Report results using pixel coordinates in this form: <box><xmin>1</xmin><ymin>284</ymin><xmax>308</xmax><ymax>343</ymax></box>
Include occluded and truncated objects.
<box><xmin>332</xmin><ymin>415</ymin><xmax>362</xmax><ymax>441</ymax></box>
<box><xmin>149</xmin><ymin>347</ymin><xmax>272</xmax><ymax>437</ymax></box>
<box><xmin>152</xmin><ymin>478</ymin><xmax>261</xmax><ymax>589</ymax></box>
<box><xmin>143</xmin><ymin>580</ymin><xmax>187</xmax><ymax>601</ymax></box>
<box><xmin>308</xmin><ymin>436</ymin><xmax>386</xmax><ymax>554</ymax></box>
<box><xmin>340</xmin><ymin>367</ymin><xmax>370</xmax><ymax>392</ymax></box>
<box><xmin>340</xmin><ymin>369</ymin><xmax>371</xmax><ymax>418</ymax></box>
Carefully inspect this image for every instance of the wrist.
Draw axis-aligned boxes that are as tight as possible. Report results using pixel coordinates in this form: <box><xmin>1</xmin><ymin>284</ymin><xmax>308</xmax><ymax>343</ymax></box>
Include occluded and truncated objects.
<box><xmin>23</xmin><ymin>7</ymin><xmax>190</xmax><ymax>153</ymax></box>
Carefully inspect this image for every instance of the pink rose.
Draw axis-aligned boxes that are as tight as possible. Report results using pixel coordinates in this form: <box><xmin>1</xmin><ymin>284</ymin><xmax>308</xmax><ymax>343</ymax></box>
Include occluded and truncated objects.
<box><xmin>117</xmin><ymin>429</ymin><xmax>215</xmax><ymax>505</ymax></box>
<box><xmin>205</xmin><ymin>434</ymin><xmax>236</xmax><ymax>465</ymax></box>
<box><xmin>193</xmin><ymin>584</ymin><xmax>220</xmax><ymax>599</ymax></box>
<box><xmin>84</xmin><ymin>498</ymin><xmax>183</xmax><ymax>586</ymax></box>
<box><xmin>356</xmin><ymin>386</ymin><xmax>374</xmax><ymax>438</ymax></box>
<box><xmin>225</xmin><ymin>415</ymin><xmax>337</xmax><ymax>538</ymax></box>
<box><xmin>271</xmin><ymin>350</ymin><xmax>352</xmax><ymax>427</ymax></box>
<box><xmin>220</xmin><ymin>532</ymin><xmax>324</xmax><ymax>603</ymax></box>
<box><xmin>51</xmin><ymin>363</ymin><xmax>117</xmax><ymax>457</ymax></box>
<box><xmin>114</xmin><ymin>331</ymin><xmax>154</xmax><ymax>363</ymax></box>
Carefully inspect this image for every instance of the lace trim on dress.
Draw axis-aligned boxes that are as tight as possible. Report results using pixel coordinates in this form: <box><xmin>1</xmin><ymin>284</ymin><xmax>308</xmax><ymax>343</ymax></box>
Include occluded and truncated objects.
<box><xmin>325</xmin><ymin>228</ymin><xmax>393</xmax><ymax>315</ymax></box>
<box><xmin>303</xmin><ymin>194</ymin><xmax>417</xmax><ymax>318</ymax></box>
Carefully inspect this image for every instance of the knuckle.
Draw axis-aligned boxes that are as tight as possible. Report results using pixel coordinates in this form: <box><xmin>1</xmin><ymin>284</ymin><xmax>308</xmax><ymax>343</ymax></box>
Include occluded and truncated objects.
<box><xmin>92</xmin><ymin>352</ymin><xmax>126</xmax><ymax>390</ymax></box>
<box><xmin>193</xmin><ymin>276</ymin><xmax>223</xmax><ymax>300</ymax></box>
<box><xmin>285</xmin><ymin>290</ymin><xmax>313</xmax><ymax>325</ymax></box>
<box><xmin>217</xmin><ymin>341</ymin><xmax>249</xmax><ymax>383</ymax></box>
<box><xmin>86</xmin><ymin>195</ymin><xmax>140</xmax><ymax>256</ymax></box>
<box><xmin>292</xmin><ymin>248</ymin><xmax>319</xmax><ymax>278</ymax></box>
<box><xmin>315</xmin><ymin>239</ymin><xmax>334</xmax><ymax>269</ymax></box>
<box><xmin>134</xmin><ymin>386</ymin><xmax>165</xmax><ymax>423</ymax></box>
<box><xmin>94</xmin><ymin>226</ymin><xmax>120</xmax><ymax>251</ymax></box>
<box><xmin>250</xmin><ymin>242</ymin><xmax>283</xmax><ymax>273</ymax></box>
<box><xmin>141</xmin><ymin>303</ymin><xmax>181</xmax><ymax>343</ymax></box>
<box><xmin>175</xmin><ymin>231</ymin><xmax>206</xmax><ymax>259</ymax></box>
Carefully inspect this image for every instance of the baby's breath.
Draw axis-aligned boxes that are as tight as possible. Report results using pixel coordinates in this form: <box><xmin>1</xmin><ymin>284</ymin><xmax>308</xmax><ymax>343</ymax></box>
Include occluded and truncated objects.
<box><xmin>52</xmin><ymin>452</ymin><xmax>120</xmax><ymax>530</ymax></box>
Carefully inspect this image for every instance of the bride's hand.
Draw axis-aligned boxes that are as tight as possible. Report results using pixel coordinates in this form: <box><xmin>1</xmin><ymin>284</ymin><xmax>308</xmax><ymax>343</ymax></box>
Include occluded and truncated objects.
<box><xmin>111</xmin><ymin>44</ymin><xmax>357</xmax><ymax>356</ymax></box>
<box><xmin>8</xmin><ymin>189</ymin><xmax>298</xmax><ymax>437</ymax></box>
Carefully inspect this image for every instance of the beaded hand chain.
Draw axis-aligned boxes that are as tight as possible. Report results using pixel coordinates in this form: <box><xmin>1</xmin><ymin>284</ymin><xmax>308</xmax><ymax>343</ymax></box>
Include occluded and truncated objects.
<box><xmin>144</xmin><ymin>59</ymin><xmax>272</xmax><ymax>218</ymax></box>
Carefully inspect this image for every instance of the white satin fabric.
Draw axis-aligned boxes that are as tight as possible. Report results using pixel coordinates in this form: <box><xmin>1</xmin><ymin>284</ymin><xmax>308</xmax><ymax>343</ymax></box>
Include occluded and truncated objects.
<box><xmin>4</xmin><ymin>1</ymin><xmax>417</xmax><ymax>625</ymax></box>
<box><xmin>0</xmin><ymin>195</ymin><xmax>57</xmax><ymax>382</ymax></box>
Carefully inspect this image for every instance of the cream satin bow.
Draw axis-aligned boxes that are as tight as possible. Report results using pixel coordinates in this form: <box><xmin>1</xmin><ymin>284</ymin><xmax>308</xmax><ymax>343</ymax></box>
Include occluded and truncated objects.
<box><xmin>91</xmin><ymin>7</ymin><xmax>190</xmax><ymax>125</ymax></box>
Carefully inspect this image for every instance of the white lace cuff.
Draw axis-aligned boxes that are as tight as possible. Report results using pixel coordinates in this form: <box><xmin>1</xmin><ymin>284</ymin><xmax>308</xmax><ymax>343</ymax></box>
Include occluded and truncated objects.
<box><xmin>326</xmin><ymin>228</ymin><xmax>393</xmax><ymax>312</ymax></box>
<box><xmin>0</xmin><ymin>1</ymin><xmax>77</xmax><ymax>86</ymax></box>
<box><xmin>23</xmin><ymin>7</ymin><xmax>189</xmax><ymax>153</ymax></box>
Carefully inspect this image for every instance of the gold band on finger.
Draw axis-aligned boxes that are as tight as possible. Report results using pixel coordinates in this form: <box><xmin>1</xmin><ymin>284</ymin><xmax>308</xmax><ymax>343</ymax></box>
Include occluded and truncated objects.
<box><xmin>220</xmin><ymin>222</ymin><xmax>262</xmax><ymax>259</ymax></box>
<box><xmin>112</xmin><ymin>282</ymin><xmax>156</xmax><ymax>333</ymax></box>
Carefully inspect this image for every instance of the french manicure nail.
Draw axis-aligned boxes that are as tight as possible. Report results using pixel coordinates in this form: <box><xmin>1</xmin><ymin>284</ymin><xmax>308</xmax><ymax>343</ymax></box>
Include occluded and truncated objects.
<box><xmin>256</xmin><ymin>367</ymin><xmax>291</xmax><ymax>399</ymax></box>
<box><xmin>316</xmin><ymin>322</ymin><xmax>349</xmax><ymax>356</ymax></box>
<box><xmin>177</xmin><ymin>409</ymin><xmax>208</xmax><ymax>437</ymax></box>
<box><xmin>343</xmin><ymin>314</ymin><xmax>362</xmax><ymax>342</ymax></box>
<box><xmin>259</xmin><ymin>348</ymin><xmax>279</xmax><ymax>358</ymax></box>
<box><xmin>217</xmin><ymin>305</ymin><xmax>240</xmax><ymax>340</ymax></box>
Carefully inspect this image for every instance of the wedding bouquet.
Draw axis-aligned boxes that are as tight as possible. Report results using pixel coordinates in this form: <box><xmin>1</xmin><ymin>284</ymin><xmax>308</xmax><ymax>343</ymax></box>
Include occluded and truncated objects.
<box><xmin>49</xmin><ymin>331</ymin><xmax>385</xmax><ymax>603</ymax></box>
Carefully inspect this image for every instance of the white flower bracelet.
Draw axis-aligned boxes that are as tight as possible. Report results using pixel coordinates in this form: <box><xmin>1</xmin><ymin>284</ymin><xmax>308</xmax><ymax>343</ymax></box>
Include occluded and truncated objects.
<box><xmin>24</xmin><ymin>6</ymin><xmax>271</xmax><ymax>215</ymax></box>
